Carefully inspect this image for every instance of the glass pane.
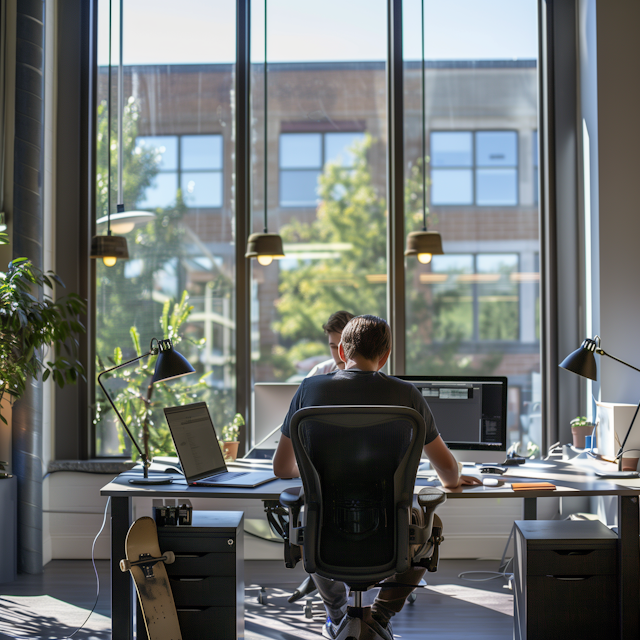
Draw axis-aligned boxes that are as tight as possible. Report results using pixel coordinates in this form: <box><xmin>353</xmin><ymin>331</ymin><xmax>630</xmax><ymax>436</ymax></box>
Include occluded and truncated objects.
<box><xmin>431</xmin><ymin>131</ymin><xmax>472</xmax><ymax>166</ymax></box>
<box><xmin>476</xmin><ymin>131</ymin><xmax>517</xmax><ymax>166</ymax></box>
<box><xmin>138</xmin><ymin>172</ymin><xmax>179</xmax><ymax>209</ymax></box>
<box><xmin>280</xmin><ymin>170</ymin><xmax>321</xmax><ymax>207</ymax></box>
<box><xmin>251</xmin><ymin>0</ymin><xmax>387</xmax><ymax>393</ymax></box>
<box><xmin>431</xmin><ymin>169</ymin><xmax>473</xmax><ymax>205</ymax></box>
<box><xmin>280</xmin><ymin>133</ymin><xmax>322</xmax><ymax>168</ymax></box>
<box><xmin>135</xmin><ymin>136</ymin><xmax>178</xmax><ymax>170</ymax></box>
<box><xmin>404</xmin><ymin>0</ymin><xmax>541</xmax><ymax>456</ymax></box>
<box><xmin>181</xmin><ymin>171</ymin><xmax>223</xmax><ymax>208</ymax></box>
<box><xmin>325</xmin><ymin>132</ymin><xmax>366</xmax><ymax>167</ymax></box>
<box><xmin>181</xmin><ymin>135</ymin><xmax>223</xmax><ymax>170</ymax></box>
<box><xmin>476</xmin><ymin>168</ymin><xmax>518</xmax><ymax>205</ymax></box>
<box><xmin>95</xmin><ymin>0</ymin><xmax>237</xmax><ymax>457</ymax></box>
<box><xmin>477</xmin><ymin>254</ymin><xmax>519</xmax><ymax>341</ymax></box>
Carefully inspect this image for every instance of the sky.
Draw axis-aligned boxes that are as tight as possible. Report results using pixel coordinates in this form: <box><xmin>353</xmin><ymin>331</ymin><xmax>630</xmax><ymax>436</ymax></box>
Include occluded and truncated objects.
<box><xmin>98</xmin><ymin>0</ymin><xmax>538</xmax><ymax>66</ymax></box>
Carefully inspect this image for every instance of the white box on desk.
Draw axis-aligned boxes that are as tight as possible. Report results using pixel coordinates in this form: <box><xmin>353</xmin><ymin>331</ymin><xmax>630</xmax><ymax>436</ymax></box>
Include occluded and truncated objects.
<box><xmin>595</xmin><ymin>401</ymin><xmax>640</xmax><ymax>460</ymax></box>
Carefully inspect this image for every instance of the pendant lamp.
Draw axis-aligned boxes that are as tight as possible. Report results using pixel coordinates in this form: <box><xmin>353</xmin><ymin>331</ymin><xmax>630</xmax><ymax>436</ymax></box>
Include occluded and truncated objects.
<box><xmin>245</xmin><ymin>0</ymin><xmax>285</xmax><ymax>266</ymax></box>
<box><xmin>91</xmin><ymin>0</ymin><xmax>129</xmax><ymax>268</ymax></box>
<box><xmin>405</xmin><ymin>0</ymin><xmax>444</xmax><ymax>265</ymax></box>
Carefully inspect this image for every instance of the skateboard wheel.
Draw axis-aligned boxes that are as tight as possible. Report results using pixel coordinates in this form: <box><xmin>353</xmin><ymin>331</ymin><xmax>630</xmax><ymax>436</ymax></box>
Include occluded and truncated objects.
<box><xmin>120</xmin><ymin>559</ymin><xmax>131</xmax><ymax>572</ymax></box>
<box><xmin>407</xmin><ymin>592</ymin><xmax>417</xmax><ymax>604</ymax></box>
<box><xmin>163</xmin><ymin>551</ymin><xmax>175</xmax><ymax>564</ymax></box>
<box><xmin>258</xmin><ymin>588</ymin><xmax>267</xmax><ymax>604</ymax></box>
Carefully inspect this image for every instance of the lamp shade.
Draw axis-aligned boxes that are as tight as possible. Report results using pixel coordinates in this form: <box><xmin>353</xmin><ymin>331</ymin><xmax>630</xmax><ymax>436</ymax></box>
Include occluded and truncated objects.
<box><xmin>404</xmin><ymin>230</ymin><xmax>444</xmax><ymax>259</ymax></box>
<box><xmin>245</xmin><ymin>232</ymin><xmax>285</xmax><ymax>264</ymax></box>
<box><xmin>559</xmin><ymin>339</ymin><xmax>598</xmax><ymax>381</ymax></box>
<box><xmin>151</xmin><ymin>339</ymin><xmax>195</xmax><ymax>384</ymax></box>
<box><xmin>90</xmin><ymin>234</ymin><xmax>129</xmax><ymax>262</ymax></box>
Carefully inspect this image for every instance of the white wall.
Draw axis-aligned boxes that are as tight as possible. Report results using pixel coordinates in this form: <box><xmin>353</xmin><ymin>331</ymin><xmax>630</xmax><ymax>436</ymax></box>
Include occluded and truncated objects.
<box><xmin>592</xmin><ymin>1</ymin><xmax>640</xmax><ymax>403</ymax></box>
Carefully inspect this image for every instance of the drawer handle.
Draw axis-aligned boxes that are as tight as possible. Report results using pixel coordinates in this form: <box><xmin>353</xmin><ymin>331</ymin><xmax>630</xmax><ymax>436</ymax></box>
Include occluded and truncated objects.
<box><xmin>177</xmin><ymin>578</ymin><xmax>206</xmax><ymax>582</ymax></box>
<box><xmin>554</xmin><ymin>550</ymin><xmax>593</xmax><ymax>556</ymax></box>
<box><xmin>546</xmin><ymin>575</ymin><xmax>592</xmax><ymax>581</ymax></box>
<box><xmin>174</xmin><ymin>553</ymin><xmax>207</xmax><ymax>559</ymax></box>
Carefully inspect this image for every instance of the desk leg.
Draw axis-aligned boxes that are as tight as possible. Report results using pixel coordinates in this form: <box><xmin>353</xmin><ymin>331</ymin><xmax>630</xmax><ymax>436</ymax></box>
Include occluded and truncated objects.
<box><xmin>111</xmin><ymin>496</ymin><xmax>133</xmax><ymax>640</ymax></box>
<box><xmin>618</xmin><ymin>495</ymin><xmax>639</xmax><ymax>640</ymax></box>
<box><xmin>522</xmin><ymin>497</ymin><xmax>536</xmax><ymax>520</ymax></box>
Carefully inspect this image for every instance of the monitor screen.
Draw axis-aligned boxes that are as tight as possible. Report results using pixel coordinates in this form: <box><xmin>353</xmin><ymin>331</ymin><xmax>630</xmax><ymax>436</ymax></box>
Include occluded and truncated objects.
<box><xmin>396</xmin><ymin>375</ymin><xmax>508</xmax><ymax>452</ymax></box>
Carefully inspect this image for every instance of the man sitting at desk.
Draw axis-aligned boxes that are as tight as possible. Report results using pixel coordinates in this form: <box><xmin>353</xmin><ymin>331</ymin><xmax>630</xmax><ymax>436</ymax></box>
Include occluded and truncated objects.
<box><xmin>273</xmin><ymin>314</ymin><xmax>480</xmax><ymax>640</ymax></box>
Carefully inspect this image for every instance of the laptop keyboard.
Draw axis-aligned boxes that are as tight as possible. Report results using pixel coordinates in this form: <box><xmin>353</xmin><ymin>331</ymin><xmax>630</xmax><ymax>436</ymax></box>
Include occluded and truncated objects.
<box><xmin>207</xmin><ymin>471</ymin><xmax>248</xmax><ymax>482</ymax></box>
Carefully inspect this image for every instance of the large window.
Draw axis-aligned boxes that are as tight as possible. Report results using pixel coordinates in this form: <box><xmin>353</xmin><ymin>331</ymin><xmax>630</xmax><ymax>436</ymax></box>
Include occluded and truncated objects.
<box><xmin>403</xmin><ymin>0</ymin><xmax>539</xmax><ymax>454</ymax></box>
<box><xmin>94</xmin><ymin>0</ymin><xmax>236</xmax><ymax>457</ymax></box>
<box><xmin>431</xmin><ymin>130</ymin><xmax>519</xmax><ymax>206</ymax></box>
<box><xmin>93</xmin><ymin>0</ymin><xmax>540</xmax><ymax>458</ymax></box>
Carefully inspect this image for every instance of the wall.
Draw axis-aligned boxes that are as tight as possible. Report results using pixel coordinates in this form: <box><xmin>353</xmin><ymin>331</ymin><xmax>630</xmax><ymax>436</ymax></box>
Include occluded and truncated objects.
<box><xmin>592</xmin><ymin>1</ymin><xmax>640</xmax><ymax>403</ymax></box>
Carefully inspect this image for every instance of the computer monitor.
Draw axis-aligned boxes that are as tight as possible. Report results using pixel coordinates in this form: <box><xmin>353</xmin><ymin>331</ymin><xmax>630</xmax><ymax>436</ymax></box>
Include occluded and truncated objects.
<box><xmin>248</xmin><ymin>383</ymin><xmax>300</xmax><ymax>457</ymax></box>
<box><xmin>397</xmin><ymin>375</ymin><xmax>508</xmax><ymax>462</ymax></box>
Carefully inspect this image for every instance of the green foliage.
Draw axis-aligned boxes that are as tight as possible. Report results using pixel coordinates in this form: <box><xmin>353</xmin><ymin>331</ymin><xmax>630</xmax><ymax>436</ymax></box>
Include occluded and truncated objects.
<box><xmin>0</xmin><ymin>231</ymin><xmax>87</xmax><ymax>424</ymax></box>
<box><xmin>275</xmin><ymin>136</ymin><xmax>386</xmax><ymax>349</ymax></box>
<box><xmin>570</xmin><ymin>416</ymin><xmax>594</xmax><ymax>427</ymax></box>
<box><xmin>273</xmin><ymin>138</ymin><xmax>502</xmax><ymax>378</ymax></box>
<box><xmin>221</xmin><ymin>413</ymin><xmax>244</xmax><ymax>442</ymax></box>
<box><xmin>95</xmin><ymin>291</ymin><xmax>211</xmax><ymax>459</ymax></box>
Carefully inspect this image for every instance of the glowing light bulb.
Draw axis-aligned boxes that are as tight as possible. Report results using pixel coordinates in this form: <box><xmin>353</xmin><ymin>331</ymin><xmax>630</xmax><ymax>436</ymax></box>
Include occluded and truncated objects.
<box><xmin>257</xmin><ymin>255</ymin><xmax>274</xmax><ymax>266</ymax></box>
<box><xmin>417</xmin><ymin>252</ymin><xmax>432</xmax><ymax>265</ymax></box>
<box><xmin>103</xmin><ymin>256</ymin><xmax>118</xmax><ymax>267</ymax></box>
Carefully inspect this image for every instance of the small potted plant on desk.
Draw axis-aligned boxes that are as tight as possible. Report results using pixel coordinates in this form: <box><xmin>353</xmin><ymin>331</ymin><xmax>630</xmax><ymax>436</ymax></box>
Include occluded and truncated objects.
<box><xmin>220</xmin><ymin>413</ymin><xmax>244</xmax><ymax>461</ymax></box>
<box><xmin>570</xmin><ymin>416</ymin><xmax>596</xmax><ymax>449</ymax></box>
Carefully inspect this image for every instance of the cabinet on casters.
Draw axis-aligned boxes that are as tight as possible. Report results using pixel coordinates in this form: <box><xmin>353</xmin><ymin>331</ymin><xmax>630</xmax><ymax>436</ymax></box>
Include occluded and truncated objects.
<box><xmin>137</xmin><ymin>511</ymin><xmax>244</xmax><ymax>640</ymax></box>
<box><xmin>513</xmin><ymin>519</ymin><xmax>618</xmax><ymax>640</ymax></box>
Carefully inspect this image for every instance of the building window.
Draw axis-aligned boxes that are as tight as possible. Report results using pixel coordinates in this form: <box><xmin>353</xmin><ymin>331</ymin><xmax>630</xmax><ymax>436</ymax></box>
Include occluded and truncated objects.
<box><xmin>279</xmin><ymin>131</ymin><xmax>366</xmax><ymax>207</ymax></box>
<box><xmin>430</xmin><ymin>130</ymin><xmax>518</xmax><ymax>206</ymax></box>
<box><xmin>135</xmin><ymin>134</ymin><xmax>223</xmax><ymax>209</ymax></box>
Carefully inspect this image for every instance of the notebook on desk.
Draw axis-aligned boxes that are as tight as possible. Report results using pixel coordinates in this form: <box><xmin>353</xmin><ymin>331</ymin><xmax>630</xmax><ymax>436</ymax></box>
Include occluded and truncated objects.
<box><xmin>163</xmin><ymin>402</ymin><xmax>277</xmax><ymax>487</ymax></box>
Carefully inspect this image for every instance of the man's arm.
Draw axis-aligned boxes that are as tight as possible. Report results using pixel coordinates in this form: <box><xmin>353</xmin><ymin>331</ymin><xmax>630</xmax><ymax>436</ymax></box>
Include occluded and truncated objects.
<box><xmin>273</xmin><ymin>434</ymin><xmax>299</xmax><ymax>478</ymax></box>
<box><xmin>424</xmin><ymin>435</ymin><xmax>481</xmax><ymax>488</ymax></box>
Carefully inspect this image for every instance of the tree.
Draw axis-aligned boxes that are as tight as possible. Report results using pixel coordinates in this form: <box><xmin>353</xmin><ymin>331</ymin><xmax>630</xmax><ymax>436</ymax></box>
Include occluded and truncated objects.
<box><xmin>274</xmin><ymin>138</ymin><xmax>502</xmax><ymax>377</ymax></box>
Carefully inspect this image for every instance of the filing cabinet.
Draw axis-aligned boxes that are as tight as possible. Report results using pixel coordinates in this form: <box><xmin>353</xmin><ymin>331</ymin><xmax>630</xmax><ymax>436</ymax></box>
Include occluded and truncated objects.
<box><xmin>137</xmin><ymin>511</ymin><xmax>244</xmax><ymax>640</ymax></box>
<box><xmin>513</xmin><ymin>519</ymin><xmax>618</xmax><ymax>640</ymax></box>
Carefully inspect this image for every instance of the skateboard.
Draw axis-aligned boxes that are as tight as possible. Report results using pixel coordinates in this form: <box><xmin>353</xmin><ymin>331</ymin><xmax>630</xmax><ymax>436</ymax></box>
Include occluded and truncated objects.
<box><xmin>120</xmin><ymin>516</ymin><xmax>182</xmax><ymax>640</ymax></box>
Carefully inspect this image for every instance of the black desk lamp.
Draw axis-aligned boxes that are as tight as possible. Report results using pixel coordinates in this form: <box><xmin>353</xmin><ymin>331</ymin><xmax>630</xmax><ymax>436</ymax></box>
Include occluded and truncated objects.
<box><xmin>560</xmin><ymin>335</ymin><xmax>640</xmax><ymax>472</ymax></box>
<box><xmin>98</xmin><ymin>337</ymin><xmax>195</xmax><ymax>484</ymax></box>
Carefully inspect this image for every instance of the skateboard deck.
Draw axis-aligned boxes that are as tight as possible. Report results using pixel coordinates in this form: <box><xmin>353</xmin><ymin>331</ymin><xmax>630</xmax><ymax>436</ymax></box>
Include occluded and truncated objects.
<box><xmin>120</xmin><ymin>516</ymin><xmax>182</xmax><ymax>640</ymax></box>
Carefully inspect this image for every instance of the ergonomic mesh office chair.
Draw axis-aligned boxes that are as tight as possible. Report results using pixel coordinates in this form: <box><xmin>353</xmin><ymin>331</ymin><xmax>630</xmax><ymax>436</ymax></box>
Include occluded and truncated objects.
<box><xmin>279</xmin><ymin>405</ymin><xmax>446</xmax><ymax>640</ymax></box>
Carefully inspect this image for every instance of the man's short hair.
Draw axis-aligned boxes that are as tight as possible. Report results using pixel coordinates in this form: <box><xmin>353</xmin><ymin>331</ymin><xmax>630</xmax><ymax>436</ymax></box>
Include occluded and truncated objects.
<box><xmin>340</xmin><ymin>315</ymin><xmax>392</xmax><ymax>362</ymax></box>
<box><xmin>322</xmin><ymin>310</ymin><xmax>355</xmax><ymax>335</ymax></box>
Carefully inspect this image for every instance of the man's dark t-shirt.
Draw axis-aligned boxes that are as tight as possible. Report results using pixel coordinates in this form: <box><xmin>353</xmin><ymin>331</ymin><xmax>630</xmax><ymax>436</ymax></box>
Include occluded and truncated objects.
<box><xmin>280</xmin><ymin>369</ymin><xmax>439</xmax><ymax>445</ymax></box>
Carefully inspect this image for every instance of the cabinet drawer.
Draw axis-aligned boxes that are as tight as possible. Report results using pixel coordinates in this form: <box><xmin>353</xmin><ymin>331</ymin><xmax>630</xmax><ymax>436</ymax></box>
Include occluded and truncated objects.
<box><xmin>158</xmin><ymin>531</ymin><xmax>238</xmax><ymax>554</ymax></box>
<box><xmin>177</xmin><ymin>607</ymin><xmax>237</xmax><ymax>640</ymax></box>
<box><xmin>526</xmin><ymin>547</ymin><xmax>616</xmax><ymax>576</ymax></box>
<box><xmin>525</xmin><ymin>574</ymin><xmax>618</xmax><ymax>638</ymax></box>
<box><xmin>170</xmin><ymin>576</ymin><xmax>237</xmax><ymax>607</ymax></box>
<box><xmin>167</xmin><ymin>552</ymin><xmax>236</xmax><ymax>577</ymax></box>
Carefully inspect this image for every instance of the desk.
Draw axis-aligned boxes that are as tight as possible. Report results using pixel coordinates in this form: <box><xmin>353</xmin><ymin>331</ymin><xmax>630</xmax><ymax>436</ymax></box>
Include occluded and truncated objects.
<box><xmin>101</xmin><ymin>459</ymin><xmax>640</xmax><ymax>640</ymax></box>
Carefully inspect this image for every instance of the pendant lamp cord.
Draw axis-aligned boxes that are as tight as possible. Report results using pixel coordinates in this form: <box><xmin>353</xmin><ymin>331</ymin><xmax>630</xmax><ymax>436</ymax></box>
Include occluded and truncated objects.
<box><xmin>106</xmin><ymin>0</ymin><xmax>112</xmax><ymax>236</ymax></box>
<box><xmin>263</xmin><ymin>0</ymin><xmax>268</xmax><ymax>234</ymax></box>
<box><xmin>421</xmin><ymin>0</ymin><xmax>427</xmax><ymax>232</ymax></box>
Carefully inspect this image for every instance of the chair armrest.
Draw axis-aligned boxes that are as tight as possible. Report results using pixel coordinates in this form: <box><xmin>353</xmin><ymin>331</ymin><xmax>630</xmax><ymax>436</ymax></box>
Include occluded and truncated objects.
<box><xmin>411</xmin><ymin>487</ymin><xmax>446</xmax><ymax>572</ymax></box>
<box><xmin>279</xmin><ymin>486</ymin><xmax>303</xmax><ymax>509</ymax></box>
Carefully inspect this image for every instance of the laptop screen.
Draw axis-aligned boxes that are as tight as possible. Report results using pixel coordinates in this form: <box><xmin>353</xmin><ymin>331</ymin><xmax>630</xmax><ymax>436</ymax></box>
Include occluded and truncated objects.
<box><xmin>164</xmin><ymin>402</ymin><xmax>227</xmax><ymax>481</ymax></box>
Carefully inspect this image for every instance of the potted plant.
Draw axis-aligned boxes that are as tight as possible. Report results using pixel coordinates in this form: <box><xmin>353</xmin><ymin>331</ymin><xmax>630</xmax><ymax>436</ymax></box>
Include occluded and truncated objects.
<box><xmin>570</xmin><ymin>416</ymin><xmax>595</xmax><ymax>449</ymax></box>
<box><xmin>0</xmin><ymin>231</ymin><xmax>87</xmax><ymax>436</ymax></box>
<box><xmin>220</xmin><ymin>413</ymin><xmax>244</xmax><ymax>461</ymax></box>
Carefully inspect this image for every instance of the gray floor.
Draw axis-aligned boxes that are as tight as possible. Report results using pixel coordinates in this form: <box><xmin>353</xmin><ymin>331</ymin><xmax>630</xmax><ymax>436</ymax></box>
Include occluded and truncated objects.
<box><xmin>0</xmin><ymin>559</ymin><xmax>514</xmax><ymax>639</ymax></box>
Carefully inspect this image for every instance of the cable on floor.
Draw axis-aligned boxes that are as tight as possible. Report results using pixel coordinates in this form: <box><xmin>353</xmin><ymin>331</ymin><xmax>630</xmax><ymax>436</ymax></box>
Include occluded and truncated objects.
<box><xmin>2</xmin><ymin>496</ymin><xmax>111</xmax><ymax>640</ymax></box>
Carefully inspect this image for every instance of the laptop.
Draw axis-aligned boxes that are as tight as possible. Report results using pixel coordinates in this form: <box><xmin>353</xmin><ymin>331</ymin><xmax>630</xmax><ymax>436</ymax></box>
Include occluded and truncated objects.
<box><xmin>163</xmin><ymin>402</ymin><xmax>277</xmax><ymax>487</ymax></box>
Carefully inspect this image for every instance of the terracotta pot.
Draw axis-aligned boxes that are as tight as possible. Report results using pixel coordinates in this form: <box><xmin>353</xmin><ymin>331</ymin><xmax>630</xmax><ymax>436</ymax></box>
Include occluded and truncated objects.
<box><xmin>221</xmin><ymin>441</ymin><xmax>239</xmax><ymax>461</ymax></box>
<box><xmin>620</xmin><ymin>457</ymin><xmax>639</xmax><ymax>472</ymax></box>
<box><xmin>571</xmin><ymin>424</ymin><xmax>595</xmax><ymax>449</ymax></box>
